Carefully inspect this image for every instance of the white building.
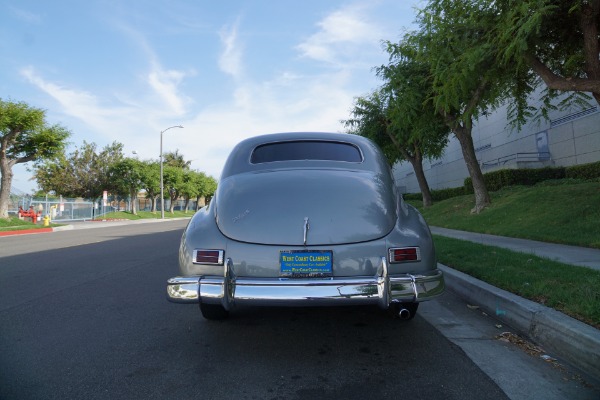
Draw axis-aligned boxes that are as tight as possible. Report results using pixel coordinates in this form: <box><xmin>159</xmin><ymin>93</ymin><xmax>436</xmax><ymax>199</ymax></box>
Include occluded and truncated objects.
<box><xmin>392</xmin><ymin>101</ymin><xmax>600</xmax><ymax>193</ymax></box>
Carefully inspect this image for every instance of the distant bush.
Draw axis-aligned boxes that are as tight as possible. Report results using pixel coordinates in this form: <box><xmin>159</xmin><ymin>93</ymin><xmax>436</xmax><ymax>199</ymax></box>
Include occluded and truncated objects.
<box><xmin>464</xmin><ymin>167</ymin><xmax>566</xmax><ymax>191</ymax></box>
<box><xmin>402</xmin><ymin>192</ymin><xmax>422</xmax><ymax>201</ymax></box>
<box><xmin>403</xmin><ymin>186</ymin><xmax>467</xmax><ymax>202</ymax></box>
<box><xmin>405</xmin><ymin>161</ymin><xmax>600</xmax><ymax>204</ymax></box>
<box><xmin>566</xmin><ymin>161</ymin><xmax>600</xmax><ymax>180</ymax></box>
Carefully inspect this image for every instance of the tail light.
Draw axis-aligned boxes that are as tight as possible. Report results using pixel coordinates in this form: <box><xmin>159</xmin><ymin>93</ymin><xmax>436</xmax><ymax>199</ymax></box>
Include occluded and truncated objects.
<box><xmin>388</xmin><ymin>247</ymin><xmax>420</xmax><ymax>263</ymax></box>
<box><xmin>193</xmin><ymin>249</ymin><xmax>224</xmax><ymax>265</ymax></box>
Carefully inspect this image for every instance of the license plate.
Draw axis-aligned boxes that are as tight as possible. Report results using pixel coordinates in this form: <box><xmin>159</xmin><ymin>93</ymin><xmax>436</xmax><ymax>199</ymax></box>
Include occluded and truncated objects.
<box><xmin>280</xmin><ymin>250</ymin><xmax>333</xmax><ymax>278</ymax></box>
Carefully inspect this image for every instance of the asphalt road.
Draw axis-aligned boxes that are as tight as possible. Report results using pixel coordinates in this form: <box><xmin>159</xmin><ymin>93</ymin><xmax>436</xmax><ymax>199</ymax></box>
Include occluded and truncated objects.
<box><xmin>0</xmin><ymin>221</ymin><xmax>595</xmax><ymax>399</ymax></box>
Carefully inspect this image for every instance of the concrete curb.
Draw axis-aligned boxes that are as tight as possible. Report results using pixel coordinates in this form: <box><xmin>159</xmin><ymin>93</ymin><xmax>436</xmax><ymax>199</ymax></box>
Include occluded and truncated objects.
<box><xmin>0</xmin><ymin>227</ymin><xmax>53</xmax><ymax>236</ymax></box>
<box><xmin>439</xmin><ymin>263</ymin><xmax>600</xmax><ymax>380</ymax></box>
<box><xmin>52</xmin><ymin>225</ymin><xmax>73</xmax><ymax>231</ymax></box>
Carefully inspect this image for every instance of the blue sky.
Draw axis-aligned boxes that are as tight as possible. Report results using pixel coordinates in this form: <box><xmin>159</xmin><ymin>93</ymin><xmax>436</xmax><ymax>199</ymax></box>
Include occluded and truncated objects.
<box><xmin>1</xmin><ymin>1</ymin><xmax>420</xmax><ymax>194</ymax></box>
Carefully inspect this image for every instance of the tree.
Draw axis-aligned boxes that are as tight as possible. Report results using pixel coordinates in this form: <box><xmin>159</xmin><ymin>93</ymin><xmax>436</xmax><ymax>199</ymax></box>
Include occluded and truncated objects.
<box><xmin>108</xmin><ymin>158</ymin><xmax>146</xmax><ymax>215</ymax></box>
<box><xmin>190</xmin><ymin>172</ymin><xmax>219</xmax><ymax>211</ymax></box>
<box><xmin>397</xmin><ymin>0</ymin><xmax>517</xmax><ymax>212</ymax></box>
<box><xmin>163</xmin><ymin>150</ymin><xmax>191</xmax><ymax>169</ymax></box>
<box><xmin>344</xmin><ymin>87</ymin><xmax>448</xmax><ymax>207</ymax></box>
<box><xmin>179</xmin><ymin>169</ymin><xmax>201</xmax><ymax>213</ymax></box>
<box><xmin>345</xmin><ymin>48</ymin><xmax>450</xmax><ymax>207</ymax></box>
<box><xmin>494</xmin><ymin>0</ymin><xmax>600</xmax><ymax>107</ymax></box>
<box><xmin>162</xmin><ymin>165</ymin><xmax>184</xmax><ymax>213</ymax></box>
<box><xmin>203</xmin><ymin>176</ymin><xmax>218</xmax><ymax>206</ymax></box>
<box><xmin>160</xmin><ymin>150</ymin><xmax>195</xmax><ymax>212</ymax></box>
<box><xmin>35</xmin><ymin>141</ymin><xmax>125</xmax><ymax>200</ymax></box>
<box><xmin>179</xmin><ymin>170</ymin><xmax>217</xmax><ymax>213</ymax></box>
<box><xmin>0</xmin><ymin>99</ymin><xmax>70</xmax><ymax>218</ymax></box>
<box><xmin>192</xmin><ymin>171</ymin><xmax>209</xmax><ymax>211</ymax></box>
<box><xmin>140</xmin><ymin>161</ymin><xmax>160</xmax><ymax>212</ymax></box>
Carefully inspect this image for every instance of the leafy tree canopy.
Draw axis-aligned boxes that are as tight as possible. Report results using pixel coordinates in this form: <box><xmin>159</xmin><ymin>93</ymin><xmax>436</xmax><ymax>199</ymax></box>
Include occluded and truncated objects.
<box><xmin>34</xmin><ymin>141</ymin><xmax>124</xmax><ymax>200</ymax></box>
<box><xmin>493</xmin><ymin>0</ymin><xmax>600</xmax><ymax>107</ymax></box>
<box><xmin>108</xmin><ymin>157</ymin><xmax>147</xmax><ymax>214</ymax></box>
<box><xmin>164</xmin><ymin>149</ymin><xmax>191</xmax><ymax>170</ymax></box>
<box><xmin>0</xmin><ymin>99</ymin><xmax>70</xmax><ymax>218</ymax></box>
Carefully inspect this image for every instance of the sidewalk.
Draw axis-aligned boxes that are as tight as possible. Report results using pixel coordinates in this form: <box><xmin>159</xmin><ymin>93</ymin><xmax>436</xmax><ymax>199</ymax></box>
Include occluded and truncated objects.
<box><xmin>431</xmin><ymin>226</ymin><xmax>600</xmax><ymax>381</ymax></box>
<box><xmin>430</xmin><ymin>226</ymin><xmax>600</xmax><ymax>270</ymax></box>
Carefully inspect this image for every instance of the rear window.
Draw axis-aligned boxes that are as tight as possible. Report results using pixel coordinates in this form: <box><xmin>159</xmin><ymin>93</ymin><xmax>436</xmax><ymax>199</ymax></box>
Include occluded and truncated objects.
<box><xmin>250</xmin><ymin>141</ymin><xmax>363</xmax><ymax>163</ymax></box>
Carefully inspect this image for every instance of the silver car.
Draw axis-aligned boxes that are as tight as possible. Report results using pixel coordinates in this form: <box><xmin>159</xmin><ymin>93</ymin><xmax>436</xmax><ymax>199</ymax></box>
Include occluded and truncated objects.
<box><xmin>167</xmin><ymin>132</ymin><xmax>444</xmax><ymax>320</ymax></box>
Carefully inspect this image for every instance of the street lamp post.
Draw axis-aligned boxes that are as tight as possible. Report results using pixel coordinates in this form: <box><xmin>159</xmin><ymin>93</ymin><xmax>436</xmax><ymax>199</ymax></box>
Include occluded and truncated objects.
<box><xmin>160</xmin><ymin>125</ymin><xmax>184</xmax><ymax>219</ymax></box>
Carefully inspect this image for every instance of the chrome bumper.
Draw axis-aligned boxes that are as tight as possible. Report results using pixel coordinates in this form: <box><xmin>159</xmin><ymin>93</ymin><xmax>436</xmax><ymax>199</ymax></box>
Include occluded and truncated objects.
<box><xmin>167</xmin><ymin>257</ymin><xmax>444</xmax><ymax>309</ymax></box>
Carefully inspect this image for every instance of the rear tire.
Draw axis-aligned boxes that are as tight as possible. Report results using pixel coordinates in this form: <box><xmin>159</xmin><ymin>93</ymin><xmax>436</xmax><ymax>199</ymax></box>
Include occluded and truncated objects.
<box><xmin>200</xmin><ymin>302</ymin><xmax>229</xmax><ymax>320</ymax></box>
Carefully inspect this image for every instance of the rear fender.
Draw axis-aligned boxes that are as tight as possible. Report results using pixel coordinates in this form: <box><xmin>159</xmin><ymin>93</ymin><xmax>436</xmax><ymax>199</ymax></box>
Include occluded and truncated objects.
<box><xmin>385</xmin><ymin>200</ymin><xmax>436</xmax><ymax>275</ymax></box>
<box><xmin>179</xmin><ymin>205</ymin><xmax>228</xmax><ymax>277</ymax></box>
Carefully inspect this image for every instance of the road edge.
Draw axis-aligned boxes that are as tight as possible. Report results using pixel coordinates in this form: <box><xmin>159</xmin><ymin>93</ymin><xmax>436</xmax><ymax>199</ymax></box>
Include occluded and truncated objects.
<box><xmin>439</xmin><ymin>263</ymin><xmax>600</xmax><ymax>381</ymax></box>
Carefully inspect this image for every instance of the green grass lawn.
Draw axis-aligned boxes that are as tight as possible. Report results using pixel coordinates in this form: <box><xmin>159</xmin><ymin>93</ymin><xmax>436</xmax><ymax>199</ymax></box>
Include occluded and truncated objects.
<box><xmin>0</xmin><ymin>216</ymin><xmax>60</xmax><ymax>231</ymax></box>
<box><xmin>434</xmin><ymin>235</ymin><xmax>600</xmax><ymax>329</ymax></box>
<box><xmin>408</xmin><ymin>181</ymin><xmax>600</xmax><ymax>248</ymax></box>
<box><xmin>406</xmin><ymin>181</ymin><xmax>600</xmax><ymax>327</ymax></box>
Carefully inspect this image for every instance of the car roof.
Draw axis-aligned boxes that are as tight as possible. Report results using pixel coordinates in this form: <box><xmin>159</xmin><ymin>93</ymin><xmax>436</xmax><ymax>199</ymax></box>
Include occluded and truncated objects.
<box><xmin>220</xmin><ymin>132</ymin><xmax>390</xmax><ymax>179</ymax></box>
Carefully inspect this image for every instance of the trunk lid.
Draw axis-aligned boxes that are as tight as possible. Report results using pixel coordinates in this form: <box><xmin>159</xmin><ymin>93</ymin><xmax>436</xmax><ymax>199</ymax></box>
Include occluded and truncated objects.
<box><xmin>215</xmin><ymin>169</ymin><xmax>397</xmax><ymax>245</ymax></box>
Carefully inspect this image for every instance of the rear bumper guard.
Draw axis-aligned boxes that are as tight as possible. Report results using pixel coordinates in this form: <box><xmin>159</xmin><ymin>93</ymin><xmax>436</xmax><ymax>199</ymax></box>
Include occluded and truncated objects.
<box><xmin>167</xmin><ymin>257</ymin><xmax>444</xmax><ymax>309</ymax></box>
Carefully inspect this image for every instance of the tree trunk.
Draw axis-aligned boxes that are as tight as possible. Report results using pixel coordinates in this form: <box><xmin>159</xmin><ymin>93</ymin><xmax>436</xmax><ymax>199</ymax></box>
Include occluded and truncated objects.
<box><xmin>384</xmin><ymin>131</ymin><xmax>434</xmax><ymax>207</ymax></box>
<box><xmin>408</xmin><ymin>154</ymin><xmax>433</xmax><ymax>207</ymax></box>
<box><xmin>169</xmin><ymin>191</ymin><xmax>178</xmax><ymax>213</ymax></box>
<box><xmin>129</xmin><ymin>188</ymin><xmax>137</xmax><ymax>215</ymax></box>
<box><xmin>580</xmin><ymin>0</ymin><xmax>600</xmax><ymax>105</ymax></box>
<box><xmin>453</xmin><ymin>125</ymin><xmax>490</xmax><ymax>213</ymax></box>
<box><xmin>0</xmin><ymin>158</ymin><xmax>13</xmax><ymax>219</ymax></box>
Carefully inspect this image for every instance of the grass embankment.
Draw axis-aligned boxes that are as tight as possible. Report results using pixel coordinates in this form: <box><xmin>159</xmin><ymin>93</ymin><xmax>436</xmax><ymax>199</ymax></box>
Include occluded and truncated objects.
<box><xmin>408</xmin><ymin>181</ymin><xmax>600</xmax><ymax>328</ymax></box>
<box><xmin>409</xmin><ymin>181</ymin><xmax>600</xmax><ymax>248</ymax></box>
<box><xmin>434</xmin><ymin>235</ymin><xmax>600</xmax><ymax>328</ymax></box>
<box><xmin>0</xmin><ymin>217</ymin><xmax>60</xmax><ymax>231</ymax></box>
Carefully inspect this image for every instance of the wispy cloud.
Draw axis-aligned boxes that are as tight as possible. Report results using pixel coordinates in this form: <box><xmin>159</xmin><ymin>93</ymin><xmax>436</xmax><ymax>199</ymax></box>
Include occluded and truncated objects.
<box><xmin>146</xmin><ymin>63</ymin><xmax>190</xmax><ymax>116</ymax></box>
<box><xmin>112</xmin><ymin>20</ymin><xmax>192</xmax><ymax>116</ymax></box>
<box><xmin>8</xmin><ymin>6</ymin><xmax>42</xmax><ymax>24</ymax></box>
<box><xmin>21</xmin><ymin>66</ymin><xmax>108</xmax><ymax>118</ymax></box>
<box><xmin>218</xmin><ymin>17</ymin><xmax>243</xmax><ymax>79</ymax></box>
<box><xmin>19</xmin><ymin>66</ymin><xmax>149</xmax><ymax>142</ymax></box>
<box><xmin>296</xmin><ymin>4</ymin><xmax>383</xmax><ymax>65</ymax></box>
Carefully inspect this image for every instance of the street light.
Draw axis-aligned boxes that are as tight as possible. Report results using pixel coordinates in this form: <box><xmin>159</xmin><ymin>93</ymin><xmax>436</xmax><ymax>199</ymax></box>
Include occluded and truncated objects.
<box><xmin>160</xmin><ymin>125</ymin><xmax>184</xmax><ymax>219</ymax></box>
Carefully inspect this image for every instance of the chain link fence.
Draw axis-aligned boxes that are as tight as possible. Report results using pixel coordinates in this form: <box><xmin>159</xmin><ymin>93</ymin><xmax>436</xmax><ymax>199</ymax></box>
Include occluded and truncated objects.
<box><xmin>9</xmin><ymin>195</ymin><xmax>95</xmax><ymax>222</ymax></box>
<box><xmin>8</xmin><ymin>193</ymin><xmax>201</xmax><ymax>222</ymax></box>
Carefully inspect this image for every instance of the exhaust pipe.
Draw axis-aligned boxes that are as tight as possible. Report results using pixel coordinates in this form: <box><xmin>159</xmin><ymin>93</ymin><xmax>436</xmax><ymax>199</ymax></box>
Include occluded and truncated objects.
<box><xmin>398</xmin><ymin>308</ymin><xmax>411</xmax><ymax>320</ymax></box>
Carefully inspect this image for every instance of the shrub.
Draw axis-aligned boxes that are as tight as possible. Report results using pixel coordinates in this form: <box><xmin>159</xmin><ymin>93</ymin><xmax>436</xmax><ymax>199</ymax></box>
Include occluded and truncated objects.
<box><xmin>402</xmin><ymin>192</ymin><xmax>422</xmax><ymax>201</ymax></box>
<box><xmin>464</xmin><ymin>167</ymin><xmax>566</xmax><ymax>191</ymax></box>
<box><xmin>566</xmin><ymin>161</ymin><xmax>600</xmax><ymax>180</ymax></box>
<box><xmin>403</xmin><ymin>186</ymin><xmax>467</xmax><ymax>202</ymax></box>
<box><xmin>407</xmin><ymin>161</ymin><xmax>599</xmax><ymax>203</ymax></box>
